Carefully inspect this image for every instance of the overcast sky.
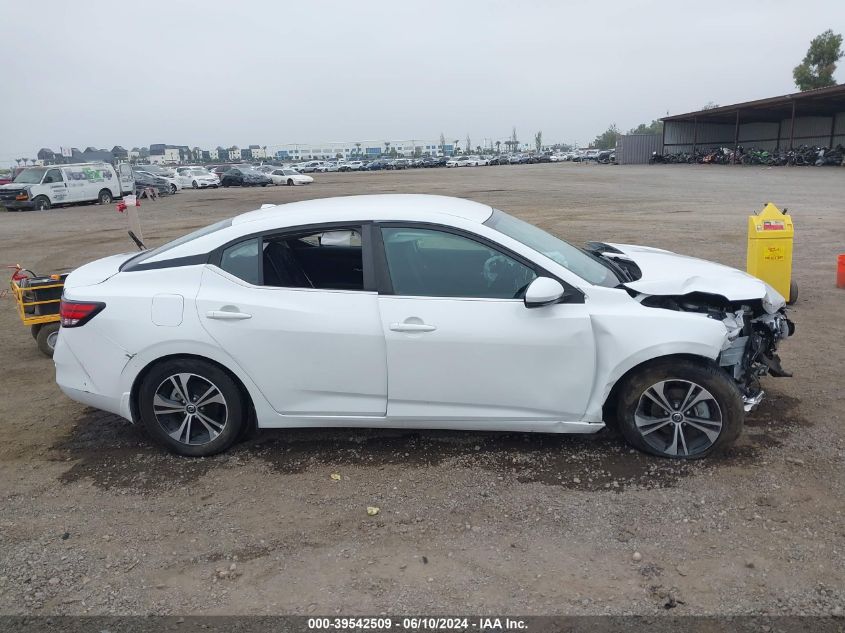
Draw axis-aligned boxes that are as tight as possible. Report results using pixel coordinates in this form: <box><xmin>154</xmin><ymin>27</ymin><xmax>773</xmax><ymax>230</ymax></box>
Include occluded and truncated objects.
<box><xmin>1</xmin><ymin>0</ymin><xmax>842</xmax><ymax>161</ymax></box>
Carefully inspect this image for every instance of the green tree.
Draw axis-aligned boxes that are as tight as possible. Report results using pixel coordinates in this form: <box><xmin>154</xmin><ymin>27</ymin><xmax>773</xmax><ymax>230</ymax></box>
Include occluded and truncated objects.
<box><xmin>627</xmin><ymin>119</ymin><xmax>663</xmax><ymax>135</ymax></box>
<box><xmin>534</xmin><ymin>130</ymin><xmax>543</xmax><ymax>153</ymax></box>
<box><xmin>701</xmin><ymin>101</ymin><xmax>719</xmax><ymax>110</ymax></box>
<box><xmin>793</xmin><ymin>29</ymin><xmax>843</xmax><ymax>90</ymax></box>
<box><xmin>592</xmin><ymin>124</ymin><xmax>620</xmax><ymax>150</ymax></box>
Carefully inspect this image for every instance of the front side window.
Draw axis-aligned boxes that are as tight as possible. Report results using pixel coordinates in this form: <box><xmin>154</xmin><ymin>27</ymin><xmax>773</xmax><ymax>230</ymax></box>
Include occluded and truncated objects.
<box><xmin>381</xmin><ymin>227</ymin><xmax>536</xmax><ymax>299</ymax></box>
<box><xmin>44</xmin><ymin>169</ymin><xmax>63</xmax><ymax>183</ymax></box>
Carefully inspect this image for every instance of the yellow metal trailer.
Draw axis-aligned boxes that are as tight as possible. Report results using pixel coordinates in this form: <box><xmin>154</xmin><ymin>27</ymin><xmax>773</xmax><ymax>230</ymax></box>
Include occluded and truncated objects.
<box><xmin>7</xmin><ymin>265</ymin><xmax>66</xmax><ymax>357</ymax></box>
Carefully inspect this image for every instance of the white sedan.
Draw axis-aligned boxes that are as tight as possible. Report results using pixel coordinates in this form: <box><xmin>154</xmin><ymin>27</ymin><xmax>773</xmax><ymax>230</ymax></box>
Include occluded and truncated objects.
<box><xmin>174</xmin><ymin>167</ymin><xmax>220</xmax><ymax>189</ymax></box>
<box><xmin>446</xmin><ymin>156</ymin><xmax>470</xmax><ymax>167</ymax></box>
<box><xmin>267</xmin><ymin>168</ymin><xmax>314</xmax><ymax>186</ymax></box>
<box><xmin>54</xmin><ymin>195</ymin><xmax>793</xmax><ymax>459</ymax></box>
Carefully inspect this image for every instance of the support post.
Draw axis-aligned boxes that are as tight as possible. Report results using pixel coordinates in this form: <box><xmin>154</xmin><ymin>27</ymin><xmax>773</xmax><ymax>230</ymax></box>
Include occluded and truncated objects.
<box><xmin>789</xmin><ymin>100</ymin><xmax>796</xmax><ymax>149</ymax></box>
<box><xmin>692</xmin><ymin>116</ymin><xmax>698</xmax><ymax>155</ymax></box>
<box><xmin>733</xmin><ymin>110</ymin><xmax>740</xmax><ymax>164</ymax></box>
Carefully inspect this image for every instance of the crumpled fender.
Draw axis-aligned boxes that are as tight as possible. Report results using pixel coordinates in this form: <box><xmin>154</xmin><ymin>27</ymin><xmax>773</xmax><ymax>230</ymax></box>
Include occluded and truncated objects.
<box><xmin>581</xmin><ymin>309</ymin><xmax>729</xmax><ymax>423</ymax></box>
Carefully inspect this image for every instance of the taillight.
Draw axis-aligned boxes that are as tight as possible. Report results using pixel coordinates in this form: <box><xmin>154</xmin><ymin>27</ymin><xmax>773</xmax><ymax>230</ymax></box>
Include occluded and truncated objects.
<box><xmin>60</xmin><ymin>300</ymin><xmax>105</xmax><ymax>327</ymax></box>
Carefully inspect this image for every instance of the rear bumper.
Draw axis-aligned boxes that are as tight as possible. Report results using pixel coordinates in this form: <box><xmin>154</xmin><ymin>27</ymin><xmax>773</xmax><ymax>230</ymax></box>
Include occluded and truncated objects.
<box><xmin>54</xmin><ymin>331</ymin><xmax>133</xmax><ymax>422</ymax></box>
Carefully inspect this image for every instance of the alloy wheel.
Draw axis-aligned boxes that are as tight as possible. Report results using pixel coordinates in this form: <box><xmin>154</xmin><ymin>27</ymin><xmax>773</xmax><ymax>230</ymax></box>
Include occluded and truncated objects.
<box><xmin>634</xmin><ymin>379</ymin><xmax>723</xmax><ymax>457</ymax></box>
<box><xmin>153</xmin><ymin>373</ymin><xmax>228</xmax><ymax>446</ymax></box>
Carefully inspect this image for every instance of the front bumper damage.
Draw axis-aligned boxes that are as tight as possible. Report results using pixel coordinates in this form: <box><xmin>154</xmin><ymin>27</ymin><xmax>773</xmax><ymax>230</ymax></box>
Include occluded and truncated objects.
<box><xmin>718</xmin><ymin>307</ymin><xmax>795</xmax><ymax>411</ymax></box>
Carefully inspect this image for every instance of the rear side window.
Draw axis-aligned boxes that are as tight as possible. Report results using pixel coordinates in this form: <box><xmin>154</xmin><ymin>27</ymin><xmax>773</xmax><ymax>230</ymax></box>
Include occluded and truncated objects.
<box><xmin>215</xmin><ymin>228</ymin><xmax>365</xmax><ymax>291</ymax></box>
<box><xmin>220</xmin><ymin>238</ymin><xmax>260</xmax><ymax>285</ymax></box>
<box><xmin>263</xmin><ymin>228</ymin><xmax>363</xmax><ymax>290</ymax></box>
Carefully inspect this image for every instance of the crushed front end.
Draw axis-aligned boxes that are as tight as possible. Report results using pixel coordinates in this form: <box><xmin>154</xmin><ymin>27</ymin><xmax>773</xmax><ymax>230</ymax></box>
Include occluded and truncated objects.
<box><xmin>639</xmin><ymin>290</ymin><xmax>795</xmax><ymax>411</ymax></box>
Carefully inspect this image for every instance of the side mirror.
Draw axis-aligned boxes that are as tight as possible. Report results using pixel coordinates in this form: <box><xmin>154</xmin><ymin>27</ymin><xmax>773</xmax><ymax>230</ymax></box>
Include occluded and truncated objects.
<box><xmin>524</xmin><ymin>277</ymin><xmax>565</xmax><ymax>308</ymax></box>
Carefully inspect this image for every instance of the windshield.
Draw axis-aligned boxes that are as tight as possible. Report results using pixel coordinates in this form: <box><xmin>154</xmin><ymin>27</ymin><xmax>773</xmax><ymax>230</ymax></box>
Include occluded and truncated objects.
<box><xmin>14</xmin><ymin>168</ymin><xmax>47</xmax><ymax>184</ymax></box>
<box><xmin>122</xmin><ymin>219</ymin><xmax>233</xmax><ymax>269</ymax></box>
<box><xmin>485</xmin><ymin>209</ymin><xmax>619</xmax><ymax>287</ymax></box>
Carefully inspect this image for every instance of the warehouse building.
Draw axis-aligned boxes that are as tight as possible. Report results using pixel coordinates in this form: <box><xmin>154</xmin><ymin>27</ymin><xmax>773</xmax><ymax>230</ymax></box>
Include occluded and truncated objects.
<box><xmin>661</xmin><ymin>83</ymin><xmax>845</xmax><ymax>156</ymax></box>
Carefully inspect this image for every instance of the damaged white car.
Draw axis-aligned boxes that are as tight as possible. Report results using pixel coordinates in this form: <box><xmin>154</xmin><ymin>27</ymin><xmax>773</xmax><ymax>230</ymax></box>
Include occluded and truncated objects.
<box><xmin>54</xmin><ymin>195</ymin><xmax>793</xmax><ymax>459</ymax></box>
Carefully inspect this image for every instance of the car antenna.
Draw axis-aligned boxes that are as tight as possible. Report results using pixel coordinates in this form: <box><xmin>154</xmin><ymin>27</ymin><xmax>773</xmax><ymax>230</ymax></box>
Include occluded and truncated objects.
<box><xmin>128</xmin><ymin>230</ymin><xmax>146</xmax><ymax>251</ymax></box>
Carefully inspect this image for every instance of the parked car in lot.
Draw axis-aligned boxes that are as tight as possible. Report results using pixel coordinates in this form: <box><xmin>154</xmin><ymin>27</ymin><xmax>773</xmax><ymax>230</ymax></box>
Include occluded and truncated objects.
<box><xmin>267</xmin><ymin>168</ymin><xmax>314</xmax><ymax>186</ymax></box>
<box><xmin>55</xmin><ymin>194</ymin><xmax>793</xmax><ymax>459</ymax></box>
<box><xmin>446</xmin><ymin>156</ymin><xmax>470</xmax><ymax>167</ymax></box>
<box><xmin>132</xmin><ymin>170</ymin><xmax>172</xmax><ymax>197</ymax></box>
<box><xmin>220</xmin><ymin>167</ymin><xmax>272</xmax><ymax>187</ymax></box>
<box><xmin>175</xmin><ymin>167</ymin><xmax>219</xmax><ymax>189</ymax></box>
<box><xmin>135</xmin><ymin>169</ymin><xmax>181</xmax><ymax>194</ymax></box>
<box><xmin>137</xmin><ymin>164</ymin><xmax>176</xmax><ymax>178</ymax></box>
<box><xmin>298</xmin><ymin>161</ymin><xmax>326</xmax><ymax>173</ymax></box>
<box><xmin>392</xmin><ymin>159</ymin><xmax>410</xmax><ymax>170</ymax></box>
<box><xmin>0</xmin><ymin>162</ymin><xmax>134</xmax><ymax>211</ymax></box>
<box><xmin>340</xmin><ymin>161</ymin><xmax>365</xmax><ymax>171</ymax></box>
<box><xmin>365</xmin><ymin>159</ymin><xmax>390</xmax><ymax>171</ymax></box>
<box><xmin>210</xmin><ymin>166</ymin><xmax>233</xmax><ymax>180</ymax></box>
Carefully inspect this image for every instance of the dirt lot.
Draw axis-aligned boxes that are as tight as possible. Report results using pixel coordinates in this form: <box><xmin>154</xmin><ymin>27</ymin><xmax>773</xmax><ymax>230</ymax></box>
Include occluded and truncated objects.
<box><xmin>0</xmin><ymin>164</ymin><xmax>843</xmax><ymax>616</ymax></box>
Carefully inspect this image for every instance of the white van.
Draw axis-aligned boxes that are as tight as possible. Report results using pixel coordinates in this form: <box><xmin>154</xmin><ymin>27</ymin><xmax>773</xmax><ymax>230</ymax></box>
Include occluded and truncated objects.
<box><xmin>0</xmin><ymin>162</ymin><xmax>134</xmax><ymax>211</ymax></box>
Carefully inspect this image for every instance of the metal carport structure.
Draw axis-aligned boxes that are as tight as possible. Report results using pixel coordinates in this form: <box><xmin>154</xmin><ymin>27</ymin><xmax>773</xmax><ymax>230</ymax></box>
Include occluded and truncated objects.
<box><xmin>661</xmin><ymin>84</ymin><xmax>845</xmax><ymax>159</ymax></box>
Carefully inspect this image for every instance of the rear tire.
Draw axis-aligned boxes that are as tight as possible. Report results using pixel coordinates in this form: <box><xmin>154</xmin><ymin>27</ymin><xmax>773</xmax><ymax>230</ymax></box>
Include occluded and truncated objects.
<box><xmin>614</xmin><ymin>358</ymin><xmax>743</xmax><ymax>459</ymax></box>
<box><xmin>36</xmin><ymin>322</ymin><xmax>60</xmax><ymax>357</ymax></box>
<box><xmin>192</xmin><ymin>180</ymin><xmax>199</xmax><ymax>189</ymax></box>
<box><xmin>98</xmin><ymin>189</ymin><xmax>112</xmax><ymax>204</ymax></box>
<box><xmin>169</xmin><ymin>184</ymin><xmax>177</xmax><ymax>194</ymax></box>
<box><xmin>31</xmin><ymin>323</ymin><xmax>42</xmax><ymax>340</ymax></box>
<box><xmin>137</xmin><ymin>358</ymin><xmax>245</xmax><ymax>457</ymax></box>
<box><xmin>287</xmin><ymin>179</ymin><xmax>294</xmax><ymax>186</ymax></box>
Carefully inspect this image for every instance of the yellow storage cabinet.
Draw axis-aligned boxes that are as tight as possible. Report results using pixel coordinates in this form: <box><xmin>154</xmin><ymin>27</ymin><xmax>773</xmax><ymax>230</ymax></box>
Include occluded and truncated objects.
<box><xmin>746</xmin><ymin>203</ymin><xmax>794</xmax><ymax>301</ymax></box>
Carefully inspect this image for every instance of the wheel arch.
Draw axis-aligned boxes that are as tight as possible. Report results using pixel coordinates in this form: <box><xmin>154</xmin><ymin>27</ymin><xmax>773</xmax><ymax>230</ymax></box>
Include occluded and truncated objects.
<box><xmin>601</xmin><ymin>352</ymin><xmax>721</xmax><ymax>428</ymax></box>
<box><xmin>130</xmin><ymin>353</ymin><xmax>257</xmax><ymax>434</ymax></box>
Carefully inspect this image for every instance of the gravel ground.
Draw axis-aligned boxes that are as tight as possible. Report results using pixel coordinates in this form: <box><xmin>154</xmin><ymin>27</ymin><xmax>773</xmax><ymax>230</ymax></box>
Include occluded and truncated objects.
<box><xmin>0</xmin><ymin>163</ymin><xmax>843</xmax><ymax>616</ymax></box>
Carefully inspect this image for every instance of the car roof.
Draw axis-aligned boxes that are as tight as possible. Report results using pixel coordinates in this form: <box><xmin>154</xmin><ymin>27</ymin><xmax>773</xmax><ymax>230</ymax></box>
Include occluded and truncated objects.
<box><xmin>233</xmin><ymin>194</ymin><xmax>494</xmax><ymax>227</ymax></box>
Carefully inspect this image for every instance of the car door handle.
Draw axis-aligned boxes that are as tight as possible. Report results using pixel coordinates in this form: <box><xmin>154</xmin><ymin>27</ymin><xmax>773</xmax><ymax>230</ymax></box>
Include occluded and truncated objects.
<box><xmin>206</xmin><ymin>310</ymin><xmax>252</xmax><ymax>320</ymax></box>
<box><xmin>390</xmin><ymin>322</ymin><xmax>436</xmax><ymax>332</ymax></box>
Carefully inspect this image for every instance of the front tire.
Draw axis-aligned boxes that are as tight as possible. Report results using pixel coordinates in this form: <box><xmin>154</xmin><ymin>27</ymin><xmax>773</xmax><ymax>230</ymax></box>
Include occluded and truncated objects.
<box><xmin>614</xmin><ymin>358</ymin><xmax>743</xmax><ymax>459</ymax></box>
<box><xmin>33</xmin><ymin>196</ymin><xmax>51</xmax><ymax>211</ymax></box>
<box><xmin>192</xmin><ymin>180</ymin><xmax>199</xmax><ymax>189</ymax></box>
<box><xmin>169</xmin><ymin>184</ymin><xmax>177</xmax><ymax>194</ymax></box>
<box><xmin>138</xmin><ymin>358</ymin><xmax>245</xmax><ymax>457</ymax></box>
<box><xmin>287</xmin><ymin>179</ymin><xmax>294</xmax><ymax>186</ymax></box>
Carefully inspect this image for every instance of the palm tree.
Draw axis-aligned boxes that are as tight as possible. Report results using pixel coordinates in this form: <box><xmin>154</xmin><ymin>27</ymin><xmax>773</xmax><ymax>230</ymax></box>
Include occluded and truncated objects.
<box><xmin>453</xmin><ymin>139</ymin><xmax>459</xmax><ymax>155</ymax></box>
<box><xmin>15</xmin><ymin>159</ymin><xmax>21</xmax><ymax>167</ymax></box>
<box><xmin>495</xmin><ymin>141</ymin><xmax>501</xmax><ymax>154</ymax></box>
<box><xmin>355</xmin><ymin>142</ymin><xmax>361</xmax><ymax>158</ymax></box>
<box><xmin>383</xmin><ymin>141</ymin><xmax>391</xmax><ymax>156</ymax></box>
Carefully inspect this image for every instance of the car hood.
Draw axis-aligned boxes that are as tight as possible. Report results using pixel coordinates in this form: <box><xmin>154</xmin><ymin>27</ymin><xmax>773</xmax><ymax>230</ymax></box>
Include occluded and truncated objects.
<box><xmin>603</xmin><ymin>242</ymin><xmax>785</xmax><ymax>306</ymax></box>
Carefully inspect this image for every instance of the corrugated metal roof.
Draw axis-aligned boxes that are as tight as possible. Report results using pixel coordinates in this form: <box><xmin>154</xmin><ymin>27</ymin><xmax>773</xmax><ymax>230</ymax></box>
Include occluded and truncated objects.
<box><xmin>662</xmin><ymin>83</ymin><xmax>845</xmax><ymax>123</ymax></box>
